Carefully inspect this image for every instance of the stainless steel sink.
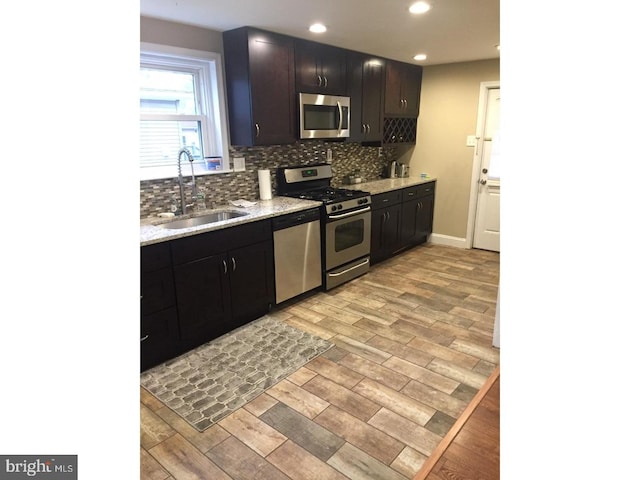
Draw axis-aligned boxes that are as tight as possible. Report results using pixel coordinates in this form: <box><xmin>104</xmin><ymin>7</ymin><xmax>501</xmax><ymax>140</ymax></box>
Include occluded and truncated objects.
<box><xmin>159</xmin><ymin>210</ymin><xmax>249</xmax><ymax>229</ymax></box>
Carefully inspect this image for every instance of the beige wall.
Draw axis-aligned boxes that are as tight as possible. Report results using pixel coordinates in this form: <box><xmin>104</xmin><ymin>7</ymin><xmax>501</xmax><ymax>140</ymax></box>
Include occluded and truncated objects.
<box><xmin>140</xmin><ymin>16</ymin><xmax>223</xmax><ymax>52</ymax></box>
<box><xmin>402</xmin><ymin>59</ymin><xmax>500</xmax><ymax>240</ymax></box>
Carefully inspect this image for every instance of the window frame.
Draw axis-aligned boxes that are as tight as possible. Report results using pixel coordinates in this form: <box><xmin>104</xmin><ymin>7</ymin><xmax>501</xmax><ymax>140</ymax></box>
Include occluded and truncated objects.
<box><xmin>139</xmin><ymin>42</ymin><xmax>231</xmax><ymax>181</ymax></box>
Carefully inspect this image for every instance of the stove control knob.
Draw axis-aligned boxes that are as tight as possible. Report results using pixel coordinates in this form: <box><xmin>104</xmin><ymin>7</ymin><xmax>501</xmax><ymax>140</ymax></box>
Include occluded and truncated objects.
<box><xmin>331</xmin><ymin>205</ymin><xmax>338</xmax><ymax>212</ymax></box>
<box><xmin>337</xmin><ymin>205</ymin><xmax>343</xmax><ymax>210</ymax></box>
<box><xmin>358</xmin><ymin>198</ymin><xmax>368</xmax><ymax>204</ymax></box>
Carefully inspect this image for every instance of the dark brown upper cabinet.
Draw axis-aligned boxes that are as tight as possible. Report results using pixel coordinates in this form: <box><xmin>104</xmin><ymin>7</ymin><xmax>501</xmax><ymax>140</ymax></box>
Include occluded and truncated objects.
<box><xmin>384</xmin><ymin>60</ymin><xmax>423</xmax><ymax>117</ymax></box>
<box><xmin>295</xmin><ymin>39</ymin><xmax>347</xmax><ymax>95</ymax></box>
<box><xmin>223</xmin><ymin>27</ymin><xmax>297</xmax><ymax>146</ymax></box>
<box><xmin>347</xmin><ymin>52</ymin><xmax>385</xmax><ymax>143</ymax></box>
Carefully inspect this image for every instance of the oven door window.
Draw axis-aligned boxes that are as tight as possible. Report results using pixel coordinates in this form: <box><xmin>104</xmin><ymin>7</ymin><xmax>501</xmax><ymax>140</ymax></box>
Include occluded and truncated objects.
<box><xmin>335</xmin><ymin>219</ymin><xmax>365</xmax><ymax>252</ymax></box>
<box><xmin>326</xmin><ymin>211</ymin><xmax>371</xmax><ymax>270</ymax></box>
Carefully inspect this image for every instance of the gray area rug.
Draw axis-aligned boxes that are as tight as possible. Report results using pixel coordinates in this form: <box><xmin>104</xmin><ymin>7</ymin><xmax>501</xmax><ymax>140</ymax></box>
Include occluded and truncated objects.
<box><xmin>140</xmin><ymin>315</ymin><xmax>334</xmax><ymax>432</ymax></box>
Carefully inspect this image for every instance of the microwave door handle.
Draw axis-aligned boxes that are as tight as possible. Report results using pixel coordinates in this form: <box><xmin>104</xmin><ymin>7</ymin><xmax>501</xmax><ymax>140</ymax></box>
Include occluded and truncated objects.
<box><xmin>336</xmin><ymin>101</ymin><xmax>343</xmax><ymax>134</ymax></box>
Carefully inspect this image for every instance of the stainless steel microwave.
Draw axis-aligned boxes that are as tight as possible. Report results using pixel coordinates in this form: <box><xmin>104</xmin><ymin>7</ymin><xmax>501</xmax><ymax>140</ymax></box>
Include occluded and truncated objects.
<box><xmin>298</xmin><ymin>93</ymin><xmax>350</xmax><ymax>139</ymax></box>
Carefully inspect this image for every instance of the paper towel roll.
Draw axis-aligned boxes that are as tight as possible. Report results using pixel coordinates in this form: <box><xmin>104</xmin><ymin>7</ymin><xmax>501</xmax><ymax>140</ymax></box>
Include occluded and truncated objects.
<box><xmin>258</xmin><ymin>169</ymin><xmax>272</xmax><ymax>200</ymax></box>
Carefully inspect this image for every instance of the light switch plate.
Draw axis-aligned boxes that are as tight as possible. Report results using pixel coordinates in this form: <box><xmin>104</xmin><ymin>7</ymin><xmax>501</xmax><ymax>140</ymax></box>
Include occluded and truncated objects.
<box><xmin>233</xmin><ymin>157</ymin><xmax>245</xmax><ymax>172</ymax></box>
<box><xmin>466</xmin><ymin>135</ymin><xmax>477</xmax><ymax>147</ymax></box>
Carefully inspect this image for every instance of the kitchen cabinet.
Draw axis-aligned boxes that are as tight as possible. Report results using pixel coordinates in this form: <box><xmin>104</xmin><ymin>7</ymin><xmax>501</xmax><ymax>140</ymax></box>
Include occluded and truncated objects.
<box><xmin>384</xmin><ymin>60</ymin><xmax>422</xmax><ymax>117</ymax></box>
<box><xmin>400</xmin><ymin>182</ymin><xmax>436</xmax><ymax>248</ymax></box>
<box><xmin>370</xmin><ymin>190</ymin><xmax>402</xmax><ymax>264</ymax></box>
<box><xmin>140</xmin><ymin>242</ymin><xmax>179</xmax><ymax>371</ymax></box>
<box><xmin>171</xmin><ymin>219</ymin><xmax>275</xmax><ymax>353</ymax></box>
<box><xmin>223</xmin><ymin>27</ymin><xmax>297</xmax><ymax>146</ymax></box>
<box><xmin>347</xmin><ymin>52</ymin><xmax>385</xmax><ymax>143</ymax></box>
<box><xmin>295</xmin><ymin>39</ymin><xmax>347</xmax><ymax>95</ymax></box>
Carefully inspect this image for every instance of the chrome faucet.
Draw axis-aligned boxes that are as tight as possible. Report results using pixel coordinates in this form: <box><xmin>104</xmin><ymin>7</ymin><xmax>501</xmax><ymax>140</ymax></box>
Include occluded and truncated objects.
<box><xmin>177</xmin><ymin>148</ymin><xmax>197</xmax><ymax>215</ymax></box>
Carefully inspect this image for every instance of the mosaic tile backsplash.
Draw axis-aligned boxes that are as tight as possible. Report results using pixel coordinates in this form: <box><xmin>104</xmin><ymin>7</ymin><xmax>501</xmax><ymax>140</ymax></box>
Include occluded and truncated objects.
<box><xmin>140</xmin><ymin>140</ymin><xmax>401</xmax><ymax>219</ymax></box>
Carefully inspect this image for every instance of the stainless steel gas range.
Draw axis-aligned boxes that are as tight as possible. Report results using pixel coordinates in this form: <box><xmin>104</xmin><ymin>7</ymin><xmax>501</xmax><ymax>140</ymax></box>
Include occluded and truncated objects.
<box><xmin>276</xmin><ymin>164</ymin><xmax>371</xmax><ymax>290</ymax></box>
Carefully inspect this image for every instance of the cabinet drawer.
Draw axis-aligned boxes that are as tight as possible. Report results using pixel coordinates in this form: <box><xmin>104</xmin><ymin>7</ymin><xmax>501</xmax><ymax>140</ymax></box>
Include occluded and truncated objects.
<box><xmin>402</xmin><ymin>182</ymin><xmax>435</xmax><ymax>201</ymax></box>
<box><xmin>171</xmin><ymin>219</ymin><xmax>271</xmax><ymax>265</ymax></box>
<box><xmin>372</xmin><ymin>190</ymin><xmax>402</xmax><ymax>209</ymax></box>
<box><xmin>141</xmin><ymin>242</ymin><xmax>172</xmax><ymax>272</ymax></box>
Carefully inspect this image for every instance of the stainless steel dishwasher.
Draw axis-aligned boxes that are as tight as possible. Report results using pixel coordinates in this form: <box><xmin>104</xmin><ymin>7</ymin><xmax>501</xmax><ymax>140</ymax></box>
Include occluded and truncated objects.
<box><xmin>272</xmin><ymin>208</ymin><xmax>322</xmax><ymax>304</ymax></box>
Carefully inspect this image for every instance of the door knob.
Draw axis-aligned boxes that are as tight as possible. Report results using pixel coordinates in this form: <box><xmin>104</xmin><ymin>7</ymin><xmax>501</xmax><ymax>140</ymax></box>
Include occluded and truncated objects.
<box><xmin>480</xmin><ymin>179</ymin><xmax>487</xmax><ymax>185</ymax></box>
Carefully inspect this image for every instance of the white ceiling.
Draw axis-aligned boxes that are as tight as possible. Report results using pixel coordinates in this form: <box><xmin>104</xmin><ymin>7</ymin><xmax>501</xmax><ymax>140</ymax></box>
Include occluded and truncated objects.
<box><xmin>139</xmin><ymin>0</ymin><xmax>500</xmax><ymax>66</ymax></box>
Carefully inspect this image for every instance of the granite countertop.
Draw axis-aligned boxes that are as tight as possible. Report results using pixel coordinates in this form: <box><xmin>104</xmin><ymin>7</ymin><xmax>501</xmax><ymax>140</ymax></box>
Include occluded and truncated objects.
<box><xmin>140</xmin><ymin>177</ymin><xmax>435</xmax><ymax>246</ymax></box>
<box><xmin>344</xmin><ymin>176</ymin><xmax>437</xmax><ymax>195</ymax></box>
<box><xmin>140</xmin><ymin>197</ymin><xmax>322</xmax><ymax>246</ymax></box>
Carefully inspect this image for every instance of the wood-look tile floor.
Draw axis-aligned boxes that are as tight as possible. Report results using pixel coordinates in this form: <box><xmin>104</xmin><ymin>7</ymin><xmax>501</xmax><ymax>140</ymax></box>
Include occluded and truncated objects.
<box><xmin>141</xmin><ymin>243</ymin><xmax>500</xmax><ymax>480</ymax></box>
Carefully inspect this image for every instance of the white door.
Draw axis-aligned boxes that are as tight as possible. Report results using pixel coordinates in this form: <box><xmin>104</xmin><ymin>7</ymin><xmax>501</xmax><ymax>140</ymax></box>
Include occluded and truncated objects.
<box><xmin>473</xmin><ymin>86</ymin><xmax>500</xmax><ymax>252</ymax></box>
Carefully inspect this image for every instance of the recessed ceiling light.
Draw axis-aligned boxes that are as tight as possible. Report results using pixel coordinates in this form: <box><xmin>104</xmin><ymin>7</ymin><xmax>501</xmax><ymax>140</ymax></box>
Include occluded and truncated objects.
<box><xmin>409</xmin><ymin>2</ymin><xmax>431</xmax><ymax>14</ymax></box>
<box><xmin>413</xmin><ymin>54</ymin><xmax>427</xmax><ymax>61</ymax></box>
<box><xmin>309</xmin><ymin>23</ymin><xmax>327</xmax><ymax>33</ymax></box>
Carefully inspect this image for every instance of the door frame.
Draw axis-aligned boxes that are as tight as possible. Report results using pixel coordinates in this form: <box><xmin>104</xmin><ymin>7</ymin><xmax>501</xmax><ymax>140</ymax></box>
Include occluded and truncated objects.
<box><xmin>465</xmin><ymin>80</ymin><xmax>500</xmax><ymax>249</ymax></box>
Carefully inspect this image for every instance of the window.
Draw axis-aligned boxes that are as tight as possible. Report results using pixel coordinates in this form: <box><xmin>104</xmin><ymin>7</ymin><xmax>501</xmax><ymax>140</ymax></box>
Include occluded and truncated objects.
<box><xmin>140</xmin><ymin>43</ymin><xmax>230</xmax><ymax>180</ymax></box>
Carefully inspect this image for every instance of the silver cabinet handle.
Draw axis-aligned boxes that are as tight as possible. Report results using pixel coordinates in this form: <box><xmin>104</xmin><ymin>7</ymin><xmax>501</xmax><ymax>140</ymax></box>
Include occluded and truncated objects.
<box><xmin>318</xmin><ymin>75</ymin><xmax>323</xmax><ymax>87</ymax></box>
<box><xmin>362</xmin><ymin>124</ymin><xmax>367</xmax><ymax>134</ymax></box>
<box><xmin>222</xmin><ymin>259</ymin><xmax>228</xmax><ymax>274</ymax></box>
<box><xmin>323</xmin><ymin>76</ymin><xmax>328</xmax><ymax>87</ymax></box>
<box><xmin>141</xmin><ymin>335</ymin><xmax>149</xmax><ymax>342</ymax></box>
<box><xmin>231</xmin><ymin>257</ymin><xmax>236</xmax><ymax>272</ymax></box>
<box><xmin>255</xmin><ymin>123</ymin><xmax>260</xmax><ymax>138</ymax></box>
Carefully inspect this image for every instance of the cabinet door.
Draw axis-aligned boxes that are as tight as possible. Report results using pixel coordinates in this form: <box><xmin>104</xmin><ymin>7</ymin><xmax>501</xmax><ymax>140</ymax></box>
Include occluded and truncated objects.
<box><xmin>141</xmin><ymin>307</ymin><xmax>178</xmax><ymax>371</ymax></box>
<box><xmin>173</xmin><ymin>254</ymin><xmax>232</xmax><ymax>350</ymax></box>
<box><xmin>228</xmin><ymin>241</ymin><xmax>275</xmax><ymax>329</ymax></box>
<box><xmin>401</xmin><ymin>198</ymin><xmax>421</xmax><ymax>246</ymax></box>
<box><xmin>384</xmin><ymin>61</ymin><xmax>422</xmax><ymax>117</ymax></box>
<box><xmin>350</xmin><ymin>52</ymin><xmax>385</xmax><ymax>143</ymax></box>
<box><xmin>401</xmin><ymin>196</ymin><xmax>434</xmax><ymax>247</ymax></box>
<box><xmin>141</xmin><ymin>267</ymin><xmax>175</xmax><ymax>315</ymax></box>
<box><xmin>419</xmin><ymin>193</ymin><xmax>435</xmax><ymax>239</ymax></box>
<box><xmin>384</xmin><ymin>61</ymin><xmax>404</xmax><ymax>115</ymax></box>
<box><xmin>361</xmin><ymin>58</ymin><xmax>385</xmax><ymax>141</ymax></box>
<box><xmin>402</xmin><ymin>64</ymin><xmax>422</xmax><ymax>116</ymax></box>
<box><xmin>224</xmin><ymin>27</ymin><xmax>296</xmax><ymax>146</ymax></box>
<box><xmin>249</xmin><ymin>31</ymin><xmax>297</xmax><ymax>145</ymax></box>
<box><xmin>371</xmin><ymin>204</ymin><xmax>401</xmax><ymax>264</ymax></box>
<box><xmin>296</xmin><ymin>40</ymin><xmax>347</xmax><ymax>95</ymax></box>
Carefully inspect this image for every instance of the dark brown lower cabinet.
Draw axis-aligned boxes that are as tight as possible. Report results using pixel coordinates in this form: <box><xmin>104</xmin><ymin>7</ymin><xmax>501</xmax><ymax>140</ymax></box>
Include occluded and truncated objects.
<box><xmin>370</xmin><ymin>190</ymin><xmax>402</xmax><ymax>265</ymax></box>
<box><xmin>370</xmin><ymin>181</ymin><xmax>436</xmax><ymax>265</ymax></box>
<box><xmin>173</xmin><ymin>253</ymin><xmax>231</xmax><ymax>352</ymax></box>
<box><xmin>400</xmin><ymin>182</ymin><xmax>436</xmax><ymax>248</ymax></box>
<box><xmin>140</xmin><ymin>242</ymin><xmax>179</xmax><ymax>372</ymax></box>
<box><xmin>140</xmin><ymin>219</ymin><xmax>275</xmax><ymax>371</ymax></box>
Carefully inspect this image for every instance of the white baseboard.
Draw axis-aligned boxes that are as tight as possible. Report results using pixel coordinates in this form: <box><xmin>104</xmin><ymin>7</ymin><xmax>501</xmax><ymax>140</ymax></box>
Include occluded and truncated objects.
<box><xmin>429</xmin><ymin>233</ymin><xmax>468</xmax><ymax>249</ymax></box>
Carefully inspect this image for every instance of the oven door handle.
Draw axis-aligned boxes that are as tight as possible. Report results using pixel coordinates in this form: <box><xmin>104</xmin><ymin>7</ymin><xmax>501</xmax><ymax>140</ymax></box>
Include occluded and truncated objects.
<box><xmin>328</xmin><ymin>258</ymin><xmax>370</xmax><ymax>277</ymax></box>
<box><xmin>327</xmin><ymin>206</ymin><xmax>371</xmax><ymax>220</ymax></box>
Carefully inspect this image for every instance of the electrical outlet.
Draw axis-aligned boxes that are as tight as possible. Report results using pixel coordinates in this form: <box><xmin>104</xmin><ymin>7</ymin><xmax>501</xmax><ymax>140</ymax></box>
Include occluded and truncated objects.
<box><xmin>466</xmin><ymin>135</ymin><xmax>477</xmax><ymax>147</ymax></box>
<box><xmin>233</xmin><ymin>157</ymin><xmax>245</xmax><ymax>172</ymax></box>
